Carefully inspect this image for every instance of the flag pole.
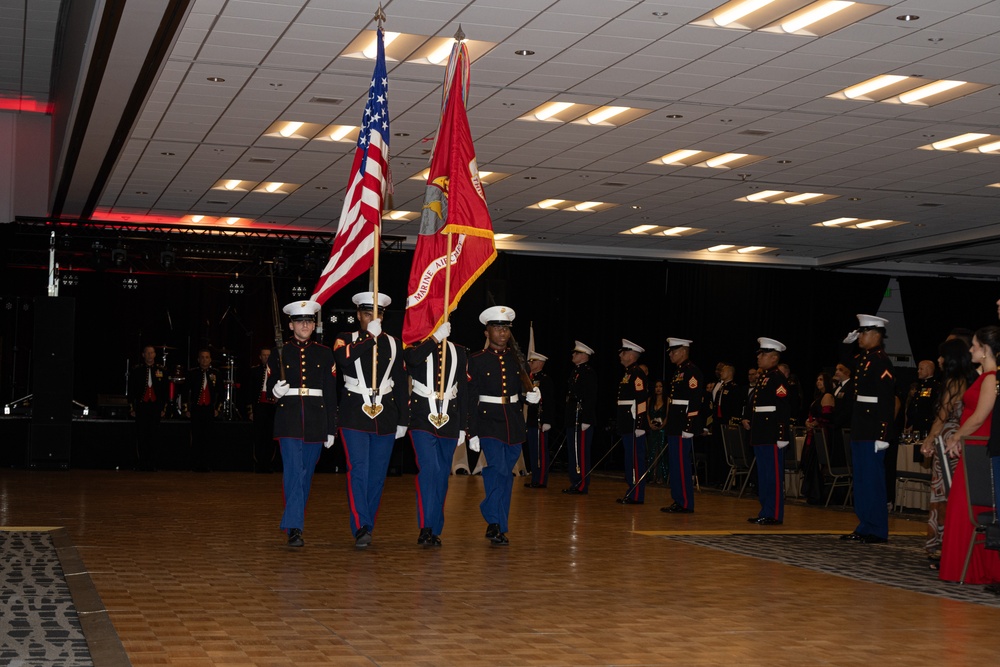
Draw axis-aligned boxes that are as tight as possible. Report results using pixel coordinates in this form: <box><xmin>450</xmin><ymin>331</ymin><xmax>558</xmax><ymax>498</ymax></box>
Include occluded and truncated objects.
<box><xmin>370</xmin><ymin>4</ymin><xmax>386</xmax><ymax>399</ymax></box>
<box><xmin>435</xmin><ymin>231</ymin><xmax>453</xmax><ymax>409</ymax></box>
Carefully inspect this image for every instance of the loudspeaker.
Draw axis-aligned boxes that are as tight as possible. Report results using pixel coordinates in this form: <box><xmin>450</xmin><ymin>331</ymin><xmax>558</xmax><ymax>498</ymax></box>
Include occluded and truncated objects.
<box><xmin>30</xmin><ymin>297</ymin><xmax>75</xmax><ymax>421</ymax></box>
<box><xmin>29</xmin><ymin>423</ymin><xmax>71</xmax><ymax>469</ymax></box>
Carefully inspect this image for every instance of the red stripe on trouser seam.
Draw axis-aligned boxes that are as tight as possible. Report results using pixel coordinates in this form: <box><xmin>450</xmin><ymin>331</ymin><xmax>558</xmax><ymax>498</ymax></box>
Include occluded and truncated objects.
<box><xmin>678</xmin><ymin>438</ymin><xmax>689</xmax><ymax>505</ymax></box>
<box><xmin>412</xmin><ymin>436</ymin><xmax>426</xmax><ymax>526</ymax></box>
<box><xmin>341</xmin><ymin>429</ymin><xmax>361</xmax><ymax>529</ymax></box>
<box><xmin>773</xmin><ymin>448</ymin><xmax>781</xmax><ymax>519</ymax></box>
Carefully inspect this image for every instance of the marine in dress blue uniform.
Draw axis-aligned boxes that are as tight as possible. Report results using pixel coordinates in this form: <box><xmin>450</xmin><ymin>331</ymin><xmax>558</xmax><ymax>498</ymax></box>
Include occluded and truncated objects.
<box><xmin>267</xmin><ymin>300</ymin><xmax>337</xmax><ymax>548</ymax></box>
<box><xmin>563</xmin><ymin>341</ymin><xmax>598</xmax><ymax>495</ymax></box>
<box><xmin>467</xmin><ymin>306</ymin><xmax>539</xmax><ymax>545</ymax></box>
<box><xmin>403</xmin><ymin>321</ymin><xmax>468</xmax><ymax>547</ymax></box>
<box><xmin>661</xmin><ymin>338</ymin><xmax>703</xmax><ymax>514</ymax></box>
<box><xmin>840</xmin><ymin>314</ymin><xmax>895</xmax><ymax>544</ymax></box>
<box><xmin>747</xmin><ymin>338</ymin><xmax>791</xmax><ymax>525</ymax></box>
<box><xmin>333</xmin><ymin>291</ymin><xmax>410</xmax><ymax>548</ymax></box>
<box><xmin>616</xmin><ymin>339</ymin><xmax>649</xmax><ymax>504</ymax></box>
<box><xmin>524</xmin><ymin>351</ymin><xmax>554</xmax><ymax>489</ymax></box>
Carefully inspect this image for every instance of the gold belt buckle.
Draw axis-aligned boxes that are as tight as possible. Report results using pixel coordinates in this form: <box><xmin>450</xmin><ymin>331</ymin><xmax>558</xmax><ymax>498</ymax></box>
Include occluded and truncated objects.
<box><xmin>299</xmin><ymin>387</ymin><xmax>309</xmax><ymax>396</ymax></box>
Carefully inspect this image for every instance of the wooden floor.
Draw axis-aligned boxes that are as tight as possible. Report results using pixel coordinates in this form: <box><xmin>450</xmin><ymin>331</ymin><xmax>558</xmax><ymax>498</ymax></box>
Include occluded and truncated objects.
<box><xmin>3</xmin><ymin>467</ymin><xmax>999</xmax><ymax>666</ymax></box>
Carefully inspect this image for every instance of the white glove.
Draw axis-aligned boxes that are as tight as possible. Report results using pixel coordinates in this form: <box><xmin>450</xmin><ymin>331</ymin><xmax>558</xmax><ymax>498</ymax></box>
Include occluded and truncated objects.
<box><xmin>542</xmin><ymin>424</ymin><xmax>551</xmax><ymax>433</ymax></box>
<box><xmin>457</xmin><ymin>430</ymin><xmax>466</xmax><ymax>448</ymax></box>
<box><xmin>681</xmin><ymin>431</ymin><xmax>694</xmax><ymax>439</ymax></box>
<box><xmin>581</xmin><ymin>423</ymin><xmax>591</xmax><ymax>431</ymax></box>
<box><xmin>468</xmin><ymin>435</ymin><xmax>481</xmax><ymax>452</ymax></box>
<box><xmin>843</xmin><ymin>329</ymin><xmax>859</xmax><ymax>344</ymax></box>
<box><xmin>395</xmin><ymin>425</ymin><xmax>408</xmax><ymax>439</ymax></box>
<box><xmin>432</xmin><ymin>321</ymin><xmax>451</xmax><ymax>342</ymax></box>
<box><xmin>875</xmin><ymin>440</ymin><xmax>890</xmax><ymax>452</ymax></box>
<box><xmin>777</xmin><ymin>440</ymin><xmax>789</xmax><ymax>449</ymax></box>
<box><xmin>525</xmin><ymin>388</ymin><xmax>541</xmax><ymax>404</ymax></box>
<box><xmin>272</xmin><ymin>380</ymin><xmax>290</xmax><ymax>398</ymax></box>
<box><xmin>367</xmin><ymin>318</ymin><xmax>382</xmax><ymax>337</ymax></box>
<box><xmin>325</xmin><ymin>434</ymin><xmax>335</xmax><ymax>449</ymax></box>
<box><xmin>635</xmin><ymin>429</ymin><xmax>646</xmax><ymax>437</ymax></box>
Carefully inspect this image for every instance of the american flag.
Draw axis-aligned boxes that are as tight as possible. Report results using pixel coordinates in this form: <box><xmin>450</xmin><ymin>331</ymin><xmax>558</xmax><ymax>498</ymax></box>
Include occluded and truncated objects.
<box><xmin>312</xmin><ymin>28</ymin><xmax>390</xmax><ymax>305</ymax></box>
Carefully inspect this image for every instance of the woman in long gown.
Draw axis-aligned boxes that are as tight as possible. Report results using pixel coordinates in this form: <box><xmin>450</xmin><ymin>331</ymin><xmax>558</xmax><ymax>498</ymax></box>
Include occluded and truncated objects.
<box><xmin>920</xmin><ymin>339</ymin><xmax>976</xmax><ymax>566</ymax></box>
<box><xmin>646</xmin><ymin>380</ymin><xmax>668</xmax><ymax>485</ymax></box>
<box><xmin>938</xmin><ymin>326</ymin><xmax>1000</xmax><ymax>584</ymax></box>
<box><xmin>800</xmin><ymin>372</ymin><xmax>835</xmax><ymax>505</ymax></box>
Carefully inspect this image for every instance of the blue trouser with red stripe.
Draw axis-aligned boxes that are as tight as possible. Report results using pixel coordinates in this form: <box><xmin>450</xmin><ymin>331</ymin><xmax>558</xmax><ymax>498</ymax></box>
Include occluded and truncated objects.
<box><xmin>667</xmin><ymin>435</ymin><xmax>694</xmax><ymax>510</ymax></box>
<box><xmin>567</xmin><ymin>426</ymin><xmax>594</xmax><ymax>492</ymax></box>
<box><xmin>410</xmin><ymin>429</ymin><xmax>455</xmax><ymax>536</ymax></box>
<box><xmin>341</xmin><ymin>428</ymin><xmax>395</xmax><ymax>536</ymax></box>
<box><xmin>279</xmin><ymin>438</ymin><xmax>322</xmax><ymax>532</ymax></box>
<box><xmin>753</xmin><ymin>444</ymin><xmax>785</xmax><ymax>521</ymax></box>
<box><xmin>480</xmin><ymin>437</ymin><xmax>523</xmax><ymax>532</ymax></box>
<box><xmin>527</xmin><ymin>426</ymin><xmax>548</xmax><ymax>487</ymax></box>
<box><xmin>851</xmin><ymin>439</ymin><xmax>888</xmax><ymax>539</ymax></box>
<box><xmin>622</xmin><ymin>432</ymin><xmax>647</xmax><ymax>502</ymax></box>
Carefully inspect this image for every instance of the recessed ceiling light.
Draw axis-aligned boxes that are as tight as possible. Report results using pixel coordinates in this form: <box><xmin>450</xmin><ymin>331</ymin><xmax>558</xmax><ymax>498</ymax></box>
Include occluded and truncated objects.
<box><xmin>652</xmin><ymin>11</ymin><xmax>669</xmax><ymax>17</ymax></box>
<box><xmin>135</xmin><ymin>191</ymin><xmax>148</xmax><ymax>195</ymax></box>
<box><xmin>666</xmin><ymin>114</ymin><xmax>683</xmax><ymax>119</ymax></box>
<box><xmin>523</xmin><ymin>176</ymin><xmax>537</xmax><ymax>180</ymax></box>
<box><xmin>897</xmin><ymin>14</ymin><xmax>919</xmax><ymax>21</ymax></box>
<box><xmin>315</xmin><ymin>186</ymin><xmax>328</xmax><ymax>190</ymax></box>
<box><xmin>206</xmin><ymin>76</ymin><xmax>225</xmax><ymax>82</ymax></box>
<box><xmin>631</xmin><ymin>205</ymin><xmax>642</xmax><ymax>210</ymax></box>
<box><xmin>720</xmin><ymin>118</ymin><xmax>733</xmax><ymax>123</ymax></box>
<box><xmin>927</xmin><ymin>37</ymin><xmax>943</xmax><ymax>42</ymax></box>
<box><xmin>514</xmin><ymin>49</ymin><xmax>535</xmax><ymax>56</ymax></box>
<box><xmin>848</xmin><ymin>197</ymin><xmax>860</xmax><ymax>201</ymax></box>
<box><xmin>394</xmin><ymin>132</ymin><xmax>410</xmax><ymax>137</ymax></box>
<box><xmin>777</xmin><ymin>159</ymin><xmax>791</xmax><ymax>164</ymax></box>
<box><xmin>160</xmin><ymin>152</ymin><xmax>175</xmax><ymax>156</ymax></box>
<box><xmin>502</xmin><ymin>102</ymin><xmax>516</xmax><ymax>107</ymax></box>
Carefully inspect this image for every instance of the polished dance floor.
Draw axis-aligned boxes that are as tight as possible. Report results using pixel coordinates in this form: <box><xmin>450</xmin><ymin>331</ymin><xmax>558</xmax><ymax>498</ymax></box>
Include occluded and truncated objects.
<box><xmin>2</xmin><ymin>468</ymin><xmax>998</xmax><ymax>666</ymax></box>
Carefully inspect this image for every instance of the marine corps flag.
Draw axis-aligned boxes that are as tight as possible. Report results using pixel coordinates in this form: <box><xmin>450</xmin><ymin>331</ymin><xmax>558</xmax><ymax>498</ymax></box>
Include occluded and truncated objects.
<box><xmin>402</xmin><ymin>37</ymin><xmax>496</xmax><ymax>345</ymax></box>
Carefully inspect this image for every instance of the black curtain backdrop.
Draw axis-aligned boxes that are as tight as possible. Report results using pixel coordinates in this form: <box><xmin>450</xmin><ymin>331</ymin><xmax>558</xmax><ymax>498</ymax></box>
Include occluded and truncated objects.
<box><xmin>898</xmin><ymin>276</ymin><xmax>1000</xmax><ymax>362</ymax></box>
<box><xmin>7</xmin><ymin>247</ymin><xmax>1000</xmax><ymax>435</ymax></box>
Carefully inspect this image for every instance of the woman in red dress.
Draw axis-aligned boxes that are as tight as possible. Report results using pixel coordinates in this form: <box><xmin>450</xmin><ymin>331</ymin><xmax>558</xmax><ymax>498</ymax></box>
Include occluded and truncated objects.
<box><xmin>938</xmin><ymin>326</ymin><xmax>1000</xmax><ymax>584</ymax></box>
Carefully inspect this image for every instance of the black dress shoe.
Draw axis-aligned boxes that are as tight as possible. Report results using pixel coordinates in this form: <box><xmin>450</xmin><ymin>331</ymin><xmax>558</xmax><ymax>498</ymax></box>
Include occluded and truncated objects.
<box><xmin>660</xmin><ymin>503</ymin><xmax>693</xmax><ymax>513</ymax></box>
<box><xmin>287</xmin><ymin>528</ymin><xmax>304</xmax><ymax>547</ymax></box>
<box><xmin>485</xmin><ymin>523</ymin><xmax>500</xmax><ymax>539</ymax></box>
<box><xmin>859</xmin><ymin>534</ymin><xmax>888</xmax><ymax>544</ymax></box>
<box><xmin>620</xmin><ymin>498</ymin><xmax>644</xmax><ymax>505</ymax></box>
<box><xmin>562</xmin><ymin>487</ymin><xmax>587</xmax><ymax>495</ymax></box>
<box><xmin>355</xmin><ymin>526</ymin><xmax>372</xmax><ymax>548</ymax></box>
<box><xmin>417</xmin><ymin>527</ymin><xmax>433</xmax><ymax>545</ymax></box>
<box><xmin>428</xmin><ymin>534</ymin><xmax>442</xmax><ymax>546</ymax></box>
<box><xmin>840</xmin><ymin>532</ymin><xmax>863</xmax><ymax>541</ymax></box>
<box><xmin>755</xmin><ymin>517</ymin><xmax>783</xmax><ymax>526</ymax></box>
<box><xmin>490</xmin><ymin>532</ymin><xmax>509</xmax><ymax>545</ymax></box>
<box><xmin>747</xmin><ymin>516</ymin><xmax>762</xmax><ymax>523</ymax></box>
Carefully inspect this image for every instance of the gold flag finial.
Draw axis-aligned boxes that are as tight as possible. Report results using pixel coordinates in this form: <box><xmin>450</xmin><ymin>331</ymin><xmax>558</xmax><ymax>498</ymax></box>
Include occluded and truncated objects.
<box><xmin>454</xmin><ymin>24</ymin><xmax>465</xmax><ymax>42</ymax></box>
<box><xmin>374</xmin><ymin>4</ymin><xmax>386</xmax><ymax>28</ymax></box>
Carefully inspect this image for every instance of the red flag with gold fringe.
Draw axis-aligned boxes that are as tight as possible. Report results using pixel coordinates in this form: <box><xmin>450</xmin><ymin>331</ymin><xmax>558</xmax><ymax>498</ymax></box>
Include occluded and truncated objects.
<box><xmin>402</xmin><ymin>39</ymin><xmax>496</xmax><ymax>345</ymax></box>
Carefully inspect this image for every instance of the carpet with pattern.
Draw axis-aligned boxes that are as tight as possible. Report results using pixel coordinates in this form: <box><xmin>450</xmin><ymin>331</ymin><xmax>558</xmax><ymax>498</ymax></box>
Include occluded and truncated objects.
<box><xmin>665</xmin><ymin>533</ymin><xmax>1000</xmax><ymax>607</ymax></box>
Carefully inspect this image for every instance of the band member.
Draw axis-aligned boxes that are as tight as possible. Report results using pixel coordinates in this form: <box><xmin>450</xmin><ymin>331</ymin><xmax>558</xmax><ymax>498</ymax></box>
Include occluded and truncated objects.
<box><xmin>661</xmin><ymin>337</ymin><xmax>703</xmax><ymax>514</ymax></box>
<box><xmin>841</xmin><ymin>314</ymin><xmax>895</xmax><ymax>544</ymax></box>
<box><xmin>245</xmin><ymin>347</ymin><xmax>278</xmax><ymax>473</ymax></box>
<box><xmin>616</xmin><ymin>339</ymin><xmax>649</xmax><ymax>504</ymax></box>
<box><xmin>268</xmin><ymin>301</ymin><xmax>337</xmax><ymax>547</ymax></box>
<box><xmin>746</xmin><ymin>338</ymin><xmax>791</xmax><ymax>525</ymax></box>
<box><xmin>563</xmin><ymin>341</ymin><xmax>598</xmax><ymax>495</ymax></box>
<box><xmin>467</xmin><ymin>306</ymin><xmax>540</xmax><ymax>545</ymax></box>
<box><xmin>524</xmin><ymin>351</ymin><xmax>554</xmax><ymax>489</ymax></box>
<box><xmin>404</xmin><ymin>321</ymin><xmax>468</xmax><ymax>546</ymax></box>
<box><xmin>129</xmin><ymin>345</ymin><xmax>168</xmax><ymax>470</ymax></box>
<box><xmin>333</xmin><ymin>292</ymin><xmax>409</xmax><ymax>548</ymax></box>
<box><xmin>184</xmin><ymin>348</ymin><xmax>221</xmax><ymax>471</ymax></box>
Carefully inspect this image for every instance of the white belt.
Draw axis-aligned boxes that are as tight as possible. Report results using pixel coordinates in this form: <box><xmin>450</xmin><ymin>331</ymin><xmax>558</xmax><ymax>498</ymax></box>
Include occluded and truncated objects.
<box><xmin>412</xmin><ymin>380</ymin><xmax>458</xmax><ymax>400</ymax></box>
<box><xmin>285</xmin><ymin>387</ymin><xmax>323</xmax><ymax>397</ymax></box>
<box><xmin>617</xmin><ymin>400</ymin><xmax>635</xmax><ymax>406</ymax></box>
<box><xmin>671</xmin><ymin>399</ymin><xmax>689</xmax><ymax>406</ymax></box>
<box><xmin>754</xmin><ymin>406</ymin><xmax>776</xmax><ymax>413</ymax></box>
<box><xmin>857</xmin><ymin>395</ymin><xmax>878</xmax><ymax>403</ymax></box>
<box><xmin>343</xmin><ymin>375</ymin><xmax>393</xmax><ymax>397</ymax></box>
<box><xmin>480</xmin><ymin>394</ymin><xmax>518</xmax><ymax>405</ymax></box>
